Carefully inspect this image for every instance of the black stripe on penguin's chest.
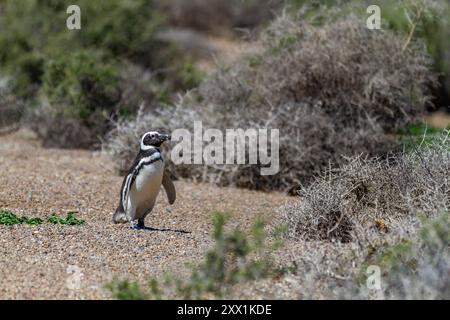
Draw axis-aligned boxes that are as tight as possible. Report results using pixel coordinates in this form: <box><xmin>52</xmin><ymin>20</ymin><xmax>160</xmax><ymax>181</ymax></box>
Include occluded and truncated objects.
<box><xmin>138</xmin><ymin>155</ymin><xmax>163</xmax><ymax>172</ymax></box>
<box><xmin>130</xmin><ymin>148</ymin><xmax>163</xmax><ymax>185</ymax></box>
<box><xmin>135</xmin><ymin>148</ymin><xmax>163</xmax><ymax>167</ymax></box>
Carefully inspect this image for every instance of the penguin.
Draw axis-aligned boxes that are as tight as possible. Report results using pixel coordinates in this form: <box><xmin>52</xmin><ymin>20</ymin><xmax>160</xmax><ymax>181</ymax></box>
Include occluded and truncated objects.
<box><xmin>113</xmin><ymin>131</ymin><xmax>176</xmax><ymax>229</ymax></box>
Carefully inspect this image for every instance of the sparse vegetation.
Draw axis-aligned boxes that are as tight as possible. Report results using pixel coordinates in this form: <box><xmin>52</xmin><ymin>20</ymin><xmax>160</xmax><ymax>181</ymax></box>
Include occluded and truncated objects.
<box><xmin>107</xmin><ymin>211</ymin><xmax>285</xmax><ymax>299</ymax></box>
<box><xmin>47</xmin><ymin>212</ymin><xmax>85</xmax><ymax>225</ymax></box>
<box><xmin>0</xmin><ymin>209</ymin><xmax>85</xmax><ymax>226</ymax></box>
<box><xmin>106</xmin><ymin>280</ymin><xmax>147</xmax><ymax>300</ymax></box>
<box><xmin>0</xmin><ymin>209</ymin><xmax>43</xmax><ymax>225</ymax></box>
<box><xmin>28</xmin><ymin>50</ymin><xmax>120</xmax><ymax>148</ymax></box>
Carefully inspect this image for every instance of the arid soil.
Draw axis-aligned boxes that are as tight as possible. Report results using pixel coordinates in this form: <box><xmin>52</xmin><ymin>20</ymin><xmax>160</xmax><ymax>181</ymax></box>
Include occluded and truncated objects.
<box><xmin>0</xmin><ymin>130</ymin><xmax>290</xmax><ymax>299</ymax></box>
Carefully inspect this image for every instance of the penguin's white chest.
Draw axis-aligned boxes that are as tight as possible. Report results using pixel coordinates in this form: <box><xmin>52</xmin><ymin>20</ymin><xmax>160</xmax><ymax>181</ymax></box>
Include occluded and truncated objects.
<box><xmin>128</xmin><ymin>160</ymin><xmax>164</xmax><ymax>218</ymax></box>
<box><xmin>134</xmin><ymin>160</ymin><xmax>164</xmax><ymax>192</ymax></box>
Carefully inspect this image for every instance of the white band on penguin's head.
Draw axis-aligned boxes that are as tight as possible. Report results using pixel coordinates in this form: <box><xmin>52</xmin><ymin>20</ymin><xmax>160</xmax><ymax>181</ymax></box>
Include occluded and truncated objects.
<box><xmin>140</xmin><ymin>131</ymin><xmax>159</xmax><ymax>150</ymax></box>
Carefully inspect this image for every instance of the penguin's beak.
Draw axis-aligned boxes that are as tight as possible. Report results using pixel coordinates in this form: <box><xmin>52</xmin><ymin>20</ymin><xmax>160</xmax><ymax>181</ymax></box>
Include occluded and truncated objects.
<box><xmin>162</xmin><ymin>134</ymin><xmax>171</xmax><ymax>142</ymax></box>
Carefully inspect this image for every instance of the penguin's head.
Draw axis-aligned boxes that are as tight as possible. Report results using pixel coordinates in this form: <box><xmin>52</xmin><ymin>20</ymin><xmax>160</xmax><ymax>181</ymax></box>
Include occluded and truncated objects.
<box><xmin>140</xmin><ymin>131</ymin><xmax>171</xmax><ymax>150</ymax></box>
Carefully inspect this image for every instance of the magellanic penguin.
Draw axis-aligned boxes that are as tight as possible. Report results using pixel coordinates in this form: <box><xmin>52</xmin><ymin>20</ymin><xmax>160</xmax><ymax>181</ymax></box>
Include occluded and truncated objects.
<box><xmin>113</xmin><ymin>131</ymin><xmax>176</xmax><ymax>229</ymax></box>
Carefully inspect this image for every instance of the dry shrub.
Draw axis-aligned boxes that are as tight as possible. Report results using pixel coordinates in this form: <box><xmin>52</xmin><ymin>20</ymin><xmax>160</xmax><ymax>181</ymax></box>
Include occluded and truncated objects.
<box><xmin>269</xmin><ymin>136</ymin><xmax>449</xmax><ymax>299</ymax></box>
<box><xmin>104</xmin><ymin>11</ymin><xmax>435</xmax><ymax>191</ymax></box>
<box><xmin>281</xmin><ymin>133</ymin><xmax>450</xmax><ymax>243</ymax></box>
<box><xmin>201</xmin><ymin>12</ymin><xmax>435</xmax><ymax>129</ymax></box>
<box><xmin>105</xmin><ymin>97</ymin><xmax>393</xmax><ymax>190</ymax></box>
<box><xmin>118</xmin><ymin>63</ymin><xmax>168</xmax><ymax>114</ymax></box>
<box><xmin>328</xmin><ymin>212</ymin><xmax>450</xmax><ymax>300</ymax></box>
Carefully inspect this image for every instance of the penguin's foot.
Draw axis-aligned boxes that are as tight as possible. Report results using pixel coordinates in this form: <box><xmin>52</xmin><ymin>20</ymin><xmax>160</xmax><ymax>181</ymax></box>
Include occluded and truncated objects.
<box><xmin>137</xmin><ymin>218</ymin><xmax>145</xmax><ymax>229</ymax></box>
<box><xmin>130</xmin><ymin>219</ymin><xmax>146</xmax><ymax>230</ymax></box>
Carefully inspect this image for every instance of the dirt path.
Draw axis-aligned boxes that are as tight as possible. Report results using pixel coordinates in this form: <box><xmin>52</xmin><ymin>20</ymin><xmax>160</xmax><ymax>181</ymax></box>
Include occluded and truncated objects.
<box><xmin>0</xmin><ymin>130</ymin><xmax>289</xmax><ymax>299</ymax></box>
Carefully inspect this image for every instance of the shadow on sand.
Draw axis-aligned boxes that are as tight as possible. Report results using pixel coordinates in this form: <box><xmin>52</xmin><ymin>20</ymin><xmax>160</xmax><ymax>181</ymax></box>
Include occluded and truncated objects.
<box><xmin>135</xmin><ymin>226</ymin><xmax>191</xmax><ymax>234</ymax></box>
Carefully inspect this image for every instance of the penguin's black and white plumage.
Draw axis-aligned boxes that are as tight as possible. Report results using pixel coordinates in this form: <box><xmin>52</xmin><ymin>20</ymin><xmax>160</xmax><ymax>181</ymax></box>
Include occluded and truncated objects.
<box><xmin>113</xmin><ymin>131</ymin><xmax>176</xmax><ymax>229</ymax></box>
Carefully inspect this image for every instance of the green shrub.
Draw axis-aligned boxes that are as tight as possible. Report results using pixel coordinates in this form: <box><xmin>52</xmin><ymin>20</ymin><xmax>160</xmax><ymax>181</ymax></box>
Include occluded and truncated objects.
<box><xmin>26</xmin><ymin>49</ymin><xmax>121</xmax><ymax>148</ymax></box>
<box><xmin>42</xmin><ymin>50</ymin><xmax>120</xmax><ymax>121</ymax></box>
<box><xmin>0</xmin><ymin>0</ymin><xmax>200</xmax><ymax>147</ymax></box>
<box><xmin>378</xmin><ymin>0</ymin><xmax>450</xmax><ymax>107</ymax></box>
<box><xmin>171</xmin><ymin>59</ymin><xmax>203</xmax><ymax>91</ymax></box>
<box><xmin>0</xmin><ymin>0</ymin><xmax>167</xmax><ymax>95</ymax></box>
<box><xmin>0</xmin><ymin>77</ymin><xmax>25</xmax><ymax>129</ymax></box>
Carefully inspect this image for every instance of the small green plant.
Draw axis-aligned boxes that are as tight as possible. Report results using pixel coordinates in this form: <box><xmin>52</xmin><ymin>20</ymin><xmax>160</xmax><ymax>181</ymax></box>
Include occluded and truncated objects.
<box><xmin>47</xmin><ymin>212</ymin><xmax>85</xmax><ymax>225</ymax></box>
<box><xmin>108</xmin><ymin>211</ymin><xmax>285</xmax><ymax>299</ymax></box>
<box><xmin>0</xmin><ymin>209</ymin><xmax>43</xmax><ymax>225</ymax></box>
<box><xmin>0</xmin><ymin>209</ymin><xmax>85</xmax><ymax>226</ymax></box>
<box><xmin>0</xmin><ymin>210</ymin><xmax>23</xmax><ymax>225</ymax></box>
<box><xmin>20</xmin><ymin>216</ymin><xmax>44</xmax><ymax>225</ymax></box>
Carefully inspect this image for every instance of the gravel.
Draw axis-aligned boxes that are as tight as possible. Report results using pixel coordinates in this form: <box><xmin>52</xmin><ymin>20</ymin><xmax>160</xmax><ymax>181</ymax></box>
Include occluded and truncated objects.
<box><xmin>0</xmin><ymin>129</ymin><xmax>289</xmax><ymax>299</ymax></box>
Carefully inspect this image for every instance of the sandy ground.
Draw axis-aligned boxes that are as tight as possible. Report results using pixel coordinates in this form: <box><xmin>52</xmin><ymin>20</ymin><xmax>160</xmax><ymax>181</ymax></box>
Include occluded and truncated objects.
<box><xmin>0</xmin><ymin>130</ymin><xmax>290</xmax><ymax>299</ymax></box>
<box><xmin>425</xmin><ymin>110</ymin><xmax>450</xmax><ymax>129</ymax></box>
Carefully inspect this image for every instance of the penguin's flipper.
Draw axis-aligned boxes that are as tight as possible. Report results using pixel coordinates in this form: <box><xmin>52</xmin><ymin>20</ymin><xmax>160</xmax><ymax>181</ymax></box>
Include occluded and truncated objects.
<box><xmin>162</xmin><ymin>171</ymin><xmax>176</xmax><ymax>205</ymax></box>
